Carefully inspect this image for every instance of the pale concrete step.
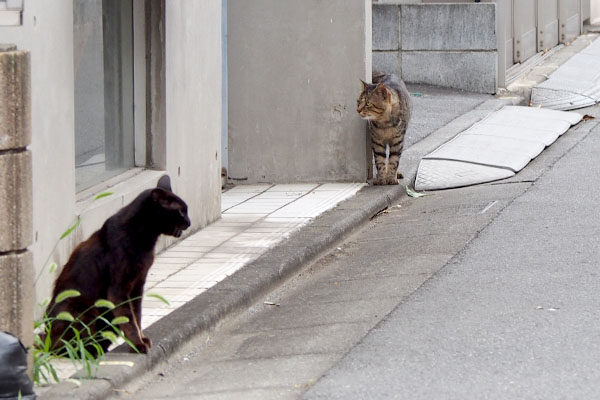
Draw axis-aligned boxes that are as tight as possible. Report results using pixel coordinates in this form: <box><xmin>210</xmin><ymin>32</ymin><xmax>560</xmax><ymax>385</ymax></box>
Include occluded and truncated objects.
<box><xmin>531</xmin><ymin>36</ymin><xmax>600</xmax><ymax>110</ymax></box>
<box><xmin>414</xmin><ymin>106</ymin><xmax>582</xmax><ymax>191</ymax></box>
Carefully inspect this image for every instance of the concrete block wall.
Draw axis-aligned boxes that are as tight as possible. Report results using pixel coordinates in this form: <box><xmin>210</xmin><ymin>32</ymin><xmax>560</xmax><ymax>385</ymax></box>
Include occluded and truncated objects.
<box><xmin>373</xmin><ymin>3</ymin><xmax>498</xmax><ymax>94</ymax></box>
<box><xmin>0</xmin><ymin>1</ymin><xmax>78</xmax><ymax>314</ymax></box>
<box><xmin>0</xmin><ymin>47</ymin><xmax>33</xmax><ymax>353</ymax></box>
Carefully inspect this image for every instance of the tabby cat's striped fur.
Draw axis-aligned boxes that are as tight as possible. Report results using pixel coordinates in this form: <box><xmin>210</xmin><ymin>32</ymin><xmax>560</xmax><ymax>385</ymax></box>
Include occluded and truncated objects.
<box><xmin>357</xmin><ymin>72</ymin><xmax>412</xmax><ymax>185</ymax></box>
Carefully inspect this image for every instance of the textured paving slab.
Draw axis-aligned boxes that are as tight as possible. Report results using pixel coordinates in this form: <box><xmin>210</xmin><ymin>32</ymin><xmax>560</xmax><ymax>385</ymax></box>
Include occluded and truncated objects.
<box><xmin>531</xmin><ymin>36</ymin><xmax>600</xmax><ymax>110</ymax></box>
<box><xmin>414</xmin><ymin>106</ymin><xmax>582</xmax><ymax>190</ymax></box>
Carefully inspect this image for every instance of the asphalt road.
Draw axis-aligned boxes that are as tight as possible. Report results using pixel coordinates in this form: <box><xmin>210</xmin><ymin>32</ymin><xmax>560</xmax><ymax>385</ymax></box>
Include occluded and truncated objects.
<box><xmin>305</xmin><ymin>112</ymin><xmax>600</xmax><ymax>399</ymax></box>
<box><xmin>110</xmin><ymin>105</ymin><xmax>599</xmax><ymax>399</ymax></box>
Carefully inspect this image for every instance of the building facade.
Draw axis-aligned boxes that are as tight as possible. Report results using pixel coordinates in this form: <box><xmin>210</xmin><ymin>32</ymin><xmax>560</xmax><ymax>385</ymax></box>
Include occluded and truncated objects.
<box><xmin>0</xmin><ymin>1</ymin><xmax>223</xmax><ymax>322</ymax></box>
<box><xmin>0</xmin><ymin>0</ymin><xmax>373</xmax><ymax>352</ymax></box>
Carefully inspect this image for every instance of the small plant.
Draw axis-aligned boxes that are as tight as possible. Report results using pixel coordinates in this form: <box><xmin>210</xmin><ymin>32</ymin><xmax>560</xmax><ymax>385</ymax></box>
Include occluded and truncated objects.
<box><xmin>32</xmin><ymin>191</ymin><xmax>171</xmax><ymax>385</ymax></box>
<box><xmin>32</xmin><ymin>291</ymin><xmax>136</xmax><ymax>384</ymax></box>
<box><xmin>32</xmin><ymin>190</ymin><xmax>119</xmax><ymax>385</ymax></box>
<box><xmin>33</xmin><ymin>292</ymin><xmax>170</xmax><ymax>385</ymax></box>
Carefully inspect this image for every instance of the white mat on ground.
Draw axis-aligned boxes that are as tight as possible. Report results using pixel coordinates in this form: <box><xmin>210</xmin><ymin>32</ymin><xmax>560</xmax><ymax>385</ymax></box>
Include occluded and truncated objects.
<box><xmin>414</xmin><ymin>106</ymin><xmax>582</xmax><ymax>191</ymax></box>
<box><xmin>531</xmin><ymin>37</ymin><xmax>600</xmax><ymax>110</ymax></box>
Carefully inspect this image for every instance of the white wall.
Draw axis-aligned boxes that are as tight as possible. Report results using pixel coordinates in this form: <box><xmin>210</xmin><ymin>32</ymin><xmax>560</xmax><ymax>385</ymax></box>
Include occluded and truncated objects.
<box><xmin>592</xmin><ymin>0</ymin><xmax>600</xmax><ymax>24</ymax></box>
<box><xmin>0</xmin><ymin>0</ymin><xmax>77</xmax><ymax>307</ymax></box>
<box><xmin>165</xmin><ymin>1</ymin><xmax>222</xmax><ymax>230</ymax></box>
<box><xmin>0</xmin><ymin>0</ymin><xmax>223</xmax><ymax>312</ymax></box>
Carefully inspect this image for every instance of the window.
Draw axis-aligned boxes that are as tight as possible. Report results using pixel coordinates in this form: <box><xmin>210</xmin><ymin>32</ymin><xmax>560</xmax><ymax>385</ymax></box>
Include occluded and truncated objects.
<box><xmin>73</xmin><ymin>0</ymin><xmax>135</xmax><ymax>191</ymax></box>
<box><xmin>0</xmin><ymin>0</ymin><xmax>23</xmax><ymax>26</ymax></box>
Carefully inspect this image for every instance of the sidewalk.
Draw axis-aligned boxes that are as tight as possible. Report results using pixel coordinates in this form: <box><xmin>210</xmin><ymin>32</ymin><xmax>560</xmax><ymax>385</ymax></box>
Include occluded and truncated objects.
<box><xmin>141</xmin><ymin>183</ymin><xmax>365</xmax><ymax>330</ymax></box>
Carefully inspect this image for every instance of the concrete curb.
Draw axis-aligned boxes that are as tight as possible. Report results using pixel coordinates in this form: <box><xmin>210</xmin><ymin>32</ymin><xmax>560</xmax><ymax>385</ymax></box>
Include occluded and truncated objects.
<box><xmin>38</xmin><ymin>96</ymin><xmax>525</xmax><ymax>400</ymax></box>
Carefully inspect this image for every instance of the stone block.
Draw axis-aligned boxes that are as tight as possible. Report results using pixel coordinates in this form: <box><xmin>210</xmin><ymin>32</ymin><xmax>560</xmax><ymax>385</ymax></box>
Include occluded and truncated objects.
<box><xmin>0</xmin><ymin>151</ymin><xmax>32</xmax><ymax>251</ymax></box>
<box><xmin>0</xmin><ymin>251</ymin><xmax>34</xmax><ymax>350</ymax></box>
<box><xmin>373</xmin><ymin>4</ymin><xmax>398</xmax><ymax>51</ymax></box>
<box><xmin>0</xmin><ymin>50</ymin><xmax>31</xmax><ymax>150</ymax></box>
<box><xmin>400</xmin><ymin>4</ymin><xmax>496</xmax><ymax>51</ymax></box>
<box><xmin>373</xmin><ymin>51</ymin><xmax>400</xmax><ymax>76</ymax></box>
<box><xmin>401</xmin><ymin>51</ymin><xmax>498</xmax><ymax>94</ymax></box>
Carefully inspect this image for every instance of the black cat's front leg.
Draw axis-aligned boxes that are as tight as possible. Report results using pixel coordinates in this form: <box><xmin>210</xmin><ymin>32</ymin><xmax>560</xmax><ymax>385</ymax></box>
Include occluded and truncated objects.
<box><xmin>107</xmin><ymin>289</ymin><xmax>150</xmax><ymax>353</ymax></box>
<box><xmin>130</xmin><ymin>283</ymin><xmax>152</xmax><ymax>350</ymax></box>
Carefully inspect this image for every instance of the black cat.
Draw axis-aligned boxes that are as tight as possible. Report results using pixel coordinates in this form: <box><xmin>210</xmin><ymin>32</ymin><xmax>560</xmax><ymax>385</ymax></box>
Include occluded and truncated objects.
<box><xmin>44</xmin><ymin>175</ymin><xmax>190</xmax><ymax>354</ymax></box>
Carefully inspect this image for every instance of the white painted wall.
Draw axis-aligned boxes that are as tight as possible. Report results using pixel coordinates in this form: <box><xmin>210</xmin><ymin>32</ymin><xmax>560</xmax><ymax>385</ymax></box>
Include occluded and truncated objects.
<box><xmin>0</xmin><ymin>0</ymin><xmax>223</xmax><ymax>312</ymax></box>
<box><xmin>592</xmin><ymin>0</ymin><xmax>600</xmax><ymax>24</ymax></box>
<box><xmin>0</xmin><ymin>0</ymin><xmax>77</xmax><ymax>307</ymax></box>
<box><xmin>165</xmin><ymin>1</ymin><xmax>222</xmax><ymax>230</ymax></box>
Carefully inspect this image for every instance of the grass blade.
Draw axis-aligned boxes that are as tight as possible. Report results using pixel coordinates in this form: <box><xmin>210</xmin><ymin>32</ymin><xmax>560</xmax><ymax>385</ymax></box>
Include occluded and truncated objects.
<box><xmin>60</xmin><ymin>218</ymin><xmax>81</xmax><ymax>240</ymax></box>
<box><xmin>94</xmin><ymin>299</ymin><xmax>116</xmax><ymax>309</ymax></box>
<box><xmin>101</xmin><ymin>331</ymin><xmax>118</xmax><ymax>344</ymax></box>
<box><xmin>111</xmin><ymin>316</ymin><xmax>129</xmax><ymax>325</ymax></box>
<box><xmin>145</xmin><ymin>293</ymin><xmax>170</xmax><ymax>305</ymax></box>
<box><xmin>406</xmin><ymin>185</ymin><xmax>429</xmax><ymax>198</ymax></box>
<box><xmin>65</xmin><ymin>378</ymin><xmax>82</xmax><ymax>387</ymax></box>
<box><xmin>93</xmin><ymin>191</ymin><xmax>114</xmax><ymax>201</ymax></box>
<box><xmin>55</xmin><ymin>289</ymin><xmax>81</xmax><ymax>303</ymax></box>
<box><xmin>48</xmin><ymin>362</ymin><xmax>60</xmax><ymax>383</ymax></box>
<box><xmin>48</xmin><ymin>262</ymin><xmax>58</xmax><ymax>273</ymax></box>
<box><xmin>56</xmin><ymin>311</ymin><xmax>75</xmax><ymax>322</ymax></box>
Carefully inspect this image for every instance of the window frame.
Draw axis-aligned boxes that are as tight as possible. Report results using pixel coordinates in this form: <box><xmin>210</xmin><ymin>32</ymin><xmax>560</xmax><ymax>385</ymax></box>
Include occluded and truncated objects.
<box><xmin>75</xmin><ymin>0</ymin><xmax>166</xmax><ymax>201</ymax></box>
<box><xmin>0</xmin><ymin>0</ymin><xmax>23</xmax><ymax>26</ymax></box>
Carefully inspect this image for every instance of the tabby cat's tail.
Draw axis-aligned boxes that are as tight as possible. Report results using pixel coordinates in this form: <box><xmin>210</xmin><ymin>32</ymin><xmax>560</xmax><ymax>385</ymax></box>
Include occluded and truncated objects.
<box><xmin>372</xmin><ymin>70</ymin><xmax>386</xmax><ymax>84</ymax></box>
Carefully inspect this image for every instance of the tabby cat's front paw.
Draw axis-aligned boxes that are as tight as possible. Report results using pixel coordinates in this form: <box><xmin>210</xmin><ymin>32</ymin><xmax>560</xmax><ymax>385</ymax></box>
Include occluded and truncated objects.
<box><xmin>385</xmin><ymin>176</ymin><xmax>399</xmax><ymax>185</ymax></box>
<box><xmin>372</xmin><ymin>177</ymin><xmax>386</xmax><ymax>186</ymax></box>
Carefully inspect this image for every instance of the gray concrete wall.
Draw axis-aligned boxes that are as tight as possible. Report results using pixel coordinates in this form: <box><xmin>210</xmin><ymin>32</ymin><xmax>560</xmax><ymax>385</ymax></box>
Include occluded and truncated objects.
<box><xmin>373</xmin><ymin>3</ymin><xmax>498</xmax><ymax>94</ymax></box>
<box><xmin>165</xmin><ymin>1</ymin><xmax>222</xmax><ymax>230</ymax></box>
<box><xmin>227</xmin><ymin>0</ymin><xmax>371</xmax><ymax>183</ymax></box>
<box><xmin>0</xmin><ymin>47</ymin><xmax>33</xmax><ymax>353</ymax></box>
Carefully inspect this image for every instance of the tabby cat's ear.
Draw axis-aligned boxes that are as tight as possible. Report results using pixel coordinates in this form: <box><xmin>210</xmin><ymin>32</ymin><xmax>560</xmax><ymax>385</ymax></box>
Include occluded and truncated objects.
<box><xmin>157</xmin><ymin>175</ymin><xmax>172</xmax><ymax>192</ymax></box>
<box><xmin>375</xmin><ymin>82</ymin><xmax>389</xmax><ymax>102</ymax></box>
<box><xmin>360</xmin><ymin>80</ymin><xmax>367</xmax><ymax>91</ymax></box>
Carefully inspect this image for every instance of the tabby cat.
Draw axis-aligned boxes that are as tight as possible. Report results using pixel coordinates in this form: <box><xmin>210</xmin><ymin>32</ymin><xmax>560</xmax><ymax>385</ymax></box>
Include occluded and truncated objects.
<box><xmin>43</xmin><ymin>175</ymin><xmax>190</xmax><ymax>355</ymax></box>
<box><xmin>357</xmin><ymin>72</ymin><xmax>412</xmax><ymax>185</ymax></box>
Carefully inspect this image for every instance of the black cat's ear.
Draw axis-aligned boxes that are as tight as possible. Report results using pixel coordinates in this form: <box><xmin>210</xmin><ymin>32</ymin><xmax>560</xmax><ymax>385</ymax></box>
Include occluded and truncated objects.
<box><xmin>157</xmin><ymin>175</ymin><xmax>172</xmax><ymax>192</ymax></box>
<box><xmin>151</xmin><ymin>188</ymin><xmax>180</xmax><ymax>210</ymax></box>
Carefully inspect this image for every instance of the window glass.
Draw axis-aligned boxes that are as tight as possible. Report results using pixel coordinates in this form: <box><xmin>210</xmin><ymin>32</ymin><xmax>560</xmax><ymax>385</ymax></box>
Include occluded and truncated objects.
<box><xmin>73</xmin><ymin>0</ymin><xmax>134</xmax><ymax>191</ymax></box>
